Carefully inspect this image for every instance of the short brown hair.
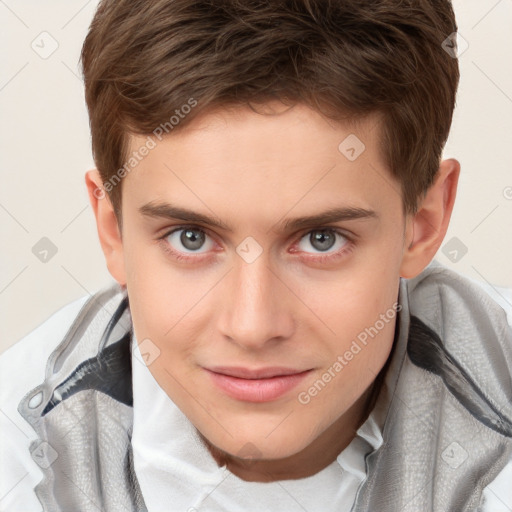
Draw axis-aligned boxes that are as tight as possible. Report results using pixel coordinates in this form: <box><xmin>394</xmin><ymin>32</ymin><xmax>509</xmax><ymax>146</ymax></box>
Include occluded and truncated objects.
<box><xmin>80</xmin><ymin>0</ymin><xmax>459</xmax><ymax>218</ymax></box>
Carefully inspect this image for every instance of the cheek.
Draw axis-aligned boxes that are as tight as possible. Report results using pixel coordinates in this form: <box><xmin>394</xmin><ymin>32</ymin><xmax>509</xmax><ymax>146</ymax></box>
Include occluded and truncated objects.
<box><xmin>123</xmin><ymin>233</ymin><xmax>180</xmax><ymax>332</ymax></box>
<box><xmin>319</xmin><ymin>266</ymin><xmax>399</xmax><ymax>339</ymax></box>
<box><xmin>310</xmin><ymin>243</ymin><xmax>401</xmax><ymax>380</ymax></box>
<box><xmin>301</xmin><ymin>296</ymin><xmax>398</xmax><ymax>420</ymax></box>
<box><xmin>124</xmin><ymin>245</ymin><xmax>212</xmax><ymax>370</ymax></box>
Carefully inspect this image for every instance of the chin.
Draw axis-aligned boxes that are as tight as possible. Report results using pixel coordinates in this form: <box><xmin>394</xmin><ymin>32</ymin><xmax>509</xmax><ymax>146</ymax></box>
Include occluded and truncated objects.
<box><xmin>201</xmin><ymin>423</ymin><xmax>313</xmax><ymax>462</ymax></box>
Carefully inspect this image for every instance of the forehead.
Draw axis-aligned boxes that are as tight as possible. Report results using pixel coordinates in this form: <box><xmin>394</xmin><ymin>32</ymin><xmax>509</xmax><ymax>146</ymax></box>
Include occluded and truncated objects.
<box><xmin>123</xmin><ymin>102</ymin><xmax>401</xmax><ymax>225</ymax></box>
<box><xmin>137</xmin><ymin>101</ymin><xmax>379</xmax><ymax>165</ymax></box>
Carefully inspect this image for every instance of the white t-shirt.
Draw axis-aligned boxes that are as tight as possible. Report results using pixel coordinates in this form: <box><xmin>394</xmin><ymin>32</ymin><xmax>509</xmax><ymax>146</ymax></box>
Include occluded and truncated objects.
<box><xmin>1</xmin><ymin>280</ymin><xmax>511</xmax><ymax>511</ymax></box>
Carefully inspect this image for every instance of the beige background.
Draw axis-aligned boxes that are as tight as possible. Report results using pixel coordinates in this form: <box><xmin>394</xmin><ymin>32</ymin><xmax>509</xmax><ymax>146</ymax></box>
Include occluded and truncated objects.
<box><xmin>1</xmin><ymin>0</ymin><xmax>511</xmax><ymax>353</ymax></box>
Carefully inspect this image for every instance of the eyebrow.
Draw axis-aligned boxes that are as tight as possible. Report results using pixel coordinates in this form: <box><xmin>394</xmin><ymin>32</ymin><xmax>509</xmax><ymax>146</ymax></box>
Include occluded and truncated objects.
<box><xmin>139</xmin><ymin>201</ymin><xmax>378</xmax><ymax>233</ymax></box>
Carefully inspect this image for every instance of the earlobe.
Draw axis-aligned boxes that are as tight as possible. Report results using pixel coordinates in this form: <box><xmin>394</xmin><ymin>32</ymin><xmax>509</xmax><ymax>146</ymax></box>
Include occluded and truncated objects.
<box><xmin>399</xmin><ymin>158</ymin><xmax>460</xmax><ymax>279</ymax></box>
<box><xmin>85</xmin><ymin>169</ymin><xmax>127</xmax><ymax>286</ymax></box>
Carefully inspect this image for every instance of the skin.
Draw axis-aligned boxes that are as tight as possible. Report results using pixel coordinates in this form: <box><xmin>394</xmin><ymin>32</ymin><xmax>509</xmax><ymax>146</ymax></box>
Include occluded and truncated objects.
<box><xmin>85</xmin><ymin>101</ymin><xmax>459</xmax><ymax>482</ymax></box>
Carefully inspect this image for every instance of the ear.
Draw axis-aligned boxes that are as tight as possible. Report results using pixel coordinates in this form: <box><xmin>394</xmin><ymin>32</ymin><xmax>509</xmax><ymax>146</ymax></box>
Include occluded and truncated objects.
<box><xmin>85</xmin><ymin>169</ymin><xmax>127</xmax><ymax>286</ymax></box>
<box><xmin>400</xmin><ymin>158</ymin><xmax>460</xmax><ymax>279</ymax></box>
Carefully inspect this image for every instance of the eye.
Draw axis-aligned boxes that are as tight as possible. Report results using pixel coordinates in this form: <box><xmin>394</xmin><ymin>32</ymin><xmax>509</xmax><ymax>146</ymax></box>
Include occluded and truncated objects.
<box><xmin>158</xmin><ymin>225</ymin><xmax>354</xmax><ymax>264</ymax></box>
<box><xmin>295</xmin><ymin>228</ymin><xmax>351</xmax><ymax>258</ymax></box>
<box><xmin>161</xmin><ymin>226</ymin><xmax>215</xmax><ymax>256</ymax></box>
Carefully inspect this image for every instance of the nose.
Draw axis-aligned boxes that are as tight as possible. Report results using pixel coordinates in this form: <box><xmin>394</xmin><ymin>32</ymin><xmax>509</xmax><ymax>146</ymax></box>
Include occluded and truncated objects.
<box><xmin>218</xmin><ymin>253</ymin><xmax>295</xmax><ymax>350</ymax></box>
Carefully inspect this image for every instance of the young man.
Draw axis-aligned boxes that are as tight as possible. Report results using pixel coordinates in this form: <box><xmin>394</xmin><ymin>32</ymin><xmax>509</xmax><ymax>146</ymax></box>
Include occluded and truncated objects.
<box><xmin>1</xmin><ymin>0</ymin><xmax>511</xmax><ymax>510</ymax></box>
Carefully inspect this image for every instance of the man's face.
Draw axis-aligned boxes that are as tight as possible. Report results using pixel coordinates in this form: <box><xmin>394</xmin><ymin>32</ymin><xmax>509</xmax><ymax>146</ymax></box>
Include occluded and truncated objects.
<box><xmin>120</xmin><ymin>102</ymin><xmax>407</xmax><ymax>462</ymax></box>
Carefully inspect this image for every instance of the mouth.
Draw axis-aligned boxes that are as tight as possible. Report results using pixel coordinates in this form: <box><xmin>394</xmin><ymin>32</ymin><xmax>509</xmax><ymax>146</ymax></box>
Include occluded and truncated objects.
<box><xmin>204</xmin><ymin>366</ymin><xmax>313</xmax><ymax>402</ymax></box>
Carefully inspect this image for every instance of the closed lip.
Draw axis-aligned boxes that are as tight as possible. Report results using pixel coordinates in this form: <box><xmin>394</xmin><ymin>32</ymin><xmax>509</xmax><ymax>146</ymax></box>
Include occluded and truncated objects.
<box><xmin>205</xmin><ymin>366</ymin><xmax>312</xmax><ymax>379</ymax></box>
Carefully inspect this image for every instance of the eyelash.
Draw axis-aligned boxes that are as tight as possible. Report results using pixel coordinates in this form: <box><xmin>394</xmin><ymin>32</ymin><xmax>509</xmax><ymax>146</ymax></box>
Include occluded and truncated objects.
<box><xmin>157</xmin><ymin>225</ymin><xmax>355</xmax><ymax>264</ymax></box>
